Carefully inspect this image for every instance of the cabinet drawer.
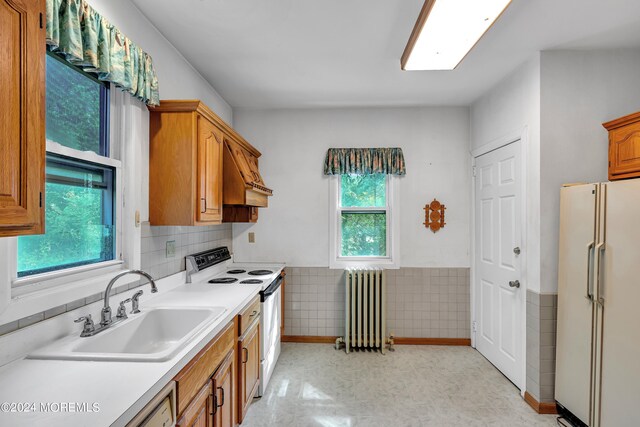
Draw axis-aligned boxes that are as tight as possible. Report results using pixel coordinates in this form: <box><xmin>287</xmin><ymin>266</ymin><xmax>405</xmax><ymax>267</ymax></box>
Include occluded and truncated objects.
<box><xmin>238</xmin><ymin>296</ymin><xmax>260</xmax><ymax>336</ymax></box>
<box><xmin>174</xmin><ymin>321</ymin><xmax>235</xmax><ymax>416</ymax></box>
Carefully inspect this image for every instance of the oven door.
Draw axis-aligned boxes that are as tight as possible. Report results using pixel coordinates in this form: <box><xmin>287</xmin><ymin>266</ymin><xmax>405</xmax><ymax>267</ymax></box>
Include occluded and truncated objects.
<box><xmin>258</xmin><ymin>276</ymin><xmax>283</xmax><ymax>397</ymax></box>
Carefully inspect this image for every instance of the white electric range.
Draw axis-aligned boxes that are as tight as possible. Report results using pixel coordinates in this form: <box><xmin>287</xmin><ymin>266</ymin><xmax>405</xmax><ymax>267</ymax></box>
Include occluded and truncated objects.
<box><xmin>185</xmin><ymin>247</ymin><xmax>284</xmax><ymax>398</ymax></box>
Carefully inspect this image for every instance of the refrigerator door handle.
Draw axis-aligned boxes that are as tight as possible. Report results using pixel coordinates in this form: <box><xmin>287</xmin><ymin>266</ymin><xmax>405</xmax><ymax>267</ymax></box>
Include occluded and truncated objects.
<box><xmin>586</xmin><ymin>241</ymin><xmax>595</xmax><ymax>300</ymax></box>
<box><xmin>596</xmin><ymin>242</ymin><xmax>606</xmax><ymax>306</ymax></box>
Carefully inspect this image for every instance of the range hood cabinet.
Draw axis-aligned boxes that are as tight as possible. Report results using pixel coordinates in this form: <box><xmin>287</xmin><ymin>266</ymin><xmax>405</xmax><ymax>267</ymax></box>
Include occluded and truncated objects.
<box><xmin>222</xmin><ymin>138</ymin><xmax>272</xmax><ymax>208</ymax></box>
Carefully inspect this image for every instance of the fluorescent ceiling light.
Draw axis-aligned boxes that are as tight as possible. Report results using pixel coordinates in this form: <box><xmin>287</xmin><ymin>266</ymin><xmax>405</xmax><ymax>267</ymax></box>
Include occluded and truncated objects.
<box><xmin>402</xmin><ymin>0</ymin><xmax>512</xmax><ymax>71</ymax></box>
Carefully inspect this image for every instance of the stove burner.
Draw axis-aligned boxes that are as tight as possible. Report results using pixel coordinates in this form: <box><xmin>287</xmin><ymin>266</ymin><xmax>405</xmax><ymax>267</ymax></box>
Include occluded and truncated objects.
<box><xmin>248</xmin><ymin>270</ymin><xmax>273</xmax><ymax>276</ymax></box>
<box><xmin>208</xmin><ymin>277</ymin><xmax>238</xmax><ymax>284</ymax></box>
<box><xmin>240</xmin><ymin>279</ymin><xmax>263</xmax><ymax>284</ymax></box>
<box><xmin>227</xmin><ymin>269</ymin><xmax>246</xmax><ymax>274</ymax></box>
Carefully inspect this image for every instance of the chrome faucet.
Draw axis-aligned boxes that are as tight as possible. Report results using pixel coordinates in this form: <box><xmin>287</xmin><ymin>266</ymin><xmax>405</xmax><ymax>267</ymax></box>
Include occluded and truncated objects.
<box><xmin>74</xmin><ymin>270</ymin><xmax>157</xmax><ymax>337</ymax></box>
<box><xmin>101</xmin><ymin>270</ymin><xmax>158</xmax><ymax>326</ymax></box>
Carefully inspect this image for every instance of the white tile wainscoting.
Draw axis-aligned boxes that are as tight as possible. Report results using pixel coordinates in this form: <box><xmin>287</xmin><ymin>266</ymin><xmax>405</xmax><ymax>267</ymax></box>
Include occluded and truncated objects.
<box><xmin>526</xmin><ymin>291</ymin><xmax>558</xmax><ymax>404</ymax></box>
<box><xmin>284</xmin><ymin>267</ymin><xmax>470</xmax><ymax>339</ymax></box>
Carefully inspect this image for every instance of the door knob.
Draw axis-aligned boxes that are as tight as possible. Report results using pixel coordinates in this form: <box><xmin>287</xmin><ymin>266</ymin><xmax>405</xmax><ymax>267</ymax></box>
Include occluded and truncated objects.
<box><xmin>509</xmin><ymin>280</ymin><xmax>520</xmax><ymax>288</ymax></box>
<box><xmin>513</xmin><ymin>247</ymin><xmax>521</xmax><ymax>255</ymax></box>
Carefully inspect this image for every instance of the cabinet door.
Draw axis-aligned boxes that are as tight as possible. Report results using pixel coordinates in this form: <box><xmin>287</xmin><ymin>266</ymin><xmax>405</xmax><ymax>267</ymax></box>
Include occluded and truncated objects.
<box><xmin>176</xmin><ymin>381</ymin><xmax>212</xmax><ymax>427</ymax></box>
<box><xmin>608</xmin><ymin>121</ymin><xmax>640</xmax><ymax>180</ymax></box>
<box><xmin>197</xmin><ymin>116</ymin><xmax>223</xmax><ymax>223</ymax></box>
<box><xmin>212</xmin><ymin>349</ymin><xmax>235</xmax><ymax>427</ymax></box>
<box><xmin>238</xmin><ymin>320</ymin><xmax>260</xmax><ymax>423</ymax></box>
<box><xmin>0</xmin><ymin>0</ymin><xmax>45</xmax><ymax>236</ymax></box>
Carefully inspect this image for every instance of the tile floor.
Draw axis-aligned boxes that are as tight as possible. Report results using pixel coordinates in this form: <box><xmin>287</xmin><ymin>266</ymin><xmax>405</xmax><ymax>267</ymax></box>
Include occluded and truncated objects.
<box><xmin>243</xmin><ymin>343</ymin><xmax>558</xmax><ymax>427</ymax></box>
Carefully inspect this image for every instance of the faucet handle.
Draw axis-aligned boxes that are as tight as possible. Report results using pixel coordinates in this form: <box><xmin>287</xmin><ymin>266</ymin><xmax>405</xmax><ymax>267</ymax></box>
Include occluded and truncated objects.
<box><xmin>117</xmin><ymin>298</ymin><xmax>132</xmax><ymax>319</ymax></box>
<box><xmin>131</xmin><ymin>290</ymin><xmax>143</xmax><ymax>314</ymax></box>
<box><xmin>74</xmin><ymin>315</ymin><xmax>95</xmax><ymax>336</ymax></box>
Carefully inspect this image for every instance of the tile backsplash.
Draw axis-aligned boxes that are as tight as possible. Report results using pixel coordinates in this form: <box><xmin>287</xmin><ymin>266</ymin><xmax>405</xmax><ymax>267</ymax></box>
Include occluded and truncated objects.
<box><xmin>526</xmin><ymin>290</ymin><xmax>558</xmax><ymax>403</ymax></box>
<box><xmin>283</xmin><ymin>267</ymin><xmax>470</xmax><ymax>339</ymax></box>
<box><xmin>140</xmin><ymin>222</ymin><xmax>232</xmax><ymax>280</ymax></box>
<box><xmin>0</xmin><ymin>223</ymin><xmax>232</xmax><ymax>337</ymax></box>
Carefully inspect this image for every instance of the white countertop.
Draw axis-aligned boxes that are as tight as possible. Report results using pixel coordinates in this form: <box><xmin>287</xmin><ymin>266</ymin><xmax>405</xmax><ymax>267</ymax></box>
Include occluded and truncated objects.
<box><xmin>0</xmin><ymin>280</ymin><xmax>263</xmax><ymax>427</ymax></box>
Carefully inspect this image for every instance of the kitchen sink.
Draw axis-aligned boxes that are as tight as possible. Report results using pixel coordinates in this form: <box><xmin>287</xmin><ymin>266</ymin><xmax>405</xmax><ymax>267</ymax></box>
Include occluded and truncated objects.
<box><xmin>28</xmin><ymin>307</ymin><xmax>226</xmax><ymax>362</ymax></box>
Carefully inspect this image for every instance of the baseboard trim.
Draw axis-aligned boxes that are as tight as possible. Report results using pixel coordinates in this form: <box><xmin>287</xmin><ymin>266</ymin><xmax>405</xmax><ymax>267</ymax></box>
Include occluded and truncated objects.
<box><xmin>281</xmin><ymin>336</ymin><xmax>471</xmax><ymax>346</ymax></box>
<box><xmin>524</xmin><ymin>391</ymin><xmax>558</xmax><ymax>415</ymax></box>
<box><xmin>281</xmin><ymin>336</ymin><xmax>339</xmax><ymax>343</ymax></box>
<box><xmin>393</xmin><ymin>337</ymin><xmax>471</xmax><ymax>346</ymax></box>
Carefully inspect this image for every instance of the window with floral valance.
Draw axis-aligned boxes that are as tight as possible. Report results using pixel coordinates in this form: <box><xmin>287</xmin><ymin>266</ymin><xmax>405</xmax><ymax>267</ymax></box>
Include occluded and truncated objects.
<box><xmin>324</xmin><ymin>148</ymin><xmax>404</xmax><ymax>268</ymax></box>
<box><xmin>46</xmin><ymin>0</ymin><xmax>160</xmax><ymax>106</ymax></box>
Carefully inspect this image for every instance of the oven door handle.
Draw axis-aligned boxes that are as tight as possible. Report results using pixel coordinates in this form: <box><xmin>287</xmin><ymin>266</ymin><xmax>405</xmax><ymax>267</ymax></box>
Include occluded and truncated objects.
<box><xmin>260</xmin><ymin>275</ymin><xmax>283</xmax><ymax>302</ymax></box>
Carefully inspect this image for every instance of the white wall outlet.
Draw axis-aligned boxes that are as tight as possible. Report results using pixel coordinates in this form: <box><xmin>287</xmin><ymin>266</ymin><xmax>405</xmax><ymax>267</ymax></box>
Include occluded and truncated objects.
<box><xmin>248</xmin><ymin>232</ymin><xmax>255</xmax><ymax>243</ymax></box>
<box><xmin>166</xmin><ymin>240</ymin><xmax>176</xmax><ymax>257</ymax></box>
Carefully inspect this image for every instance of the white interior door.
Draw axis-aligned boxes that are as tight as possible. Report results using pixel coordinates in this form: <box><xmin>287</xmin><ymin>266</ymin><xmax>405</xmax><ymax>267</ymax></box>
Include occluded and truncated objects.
<box><xmin>474</xmin><ymin>141</ymin><xmax>523</xmax><ymax>388</ymax></box>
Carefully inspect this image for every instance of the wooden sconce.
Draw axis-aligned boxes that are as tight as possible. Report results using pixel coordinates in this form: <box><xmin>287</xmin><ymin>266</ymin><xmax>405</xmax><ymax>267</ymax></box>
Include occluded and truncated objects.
<box><xmin>424</xmin><ymin>199</ymin><xmax>446</xmax><ymax>233</ymax></box>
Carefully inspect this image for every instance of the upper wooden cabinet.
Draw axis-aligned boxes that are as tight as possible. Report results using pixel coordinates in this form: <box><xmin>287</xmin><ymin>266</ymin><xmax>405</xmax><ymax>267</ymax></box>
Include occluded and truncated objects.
<box><xmin>149</xmin><ymin>101</ymin><xmax>224</xmax><ymax>225</ymax></box>
<box><xmin>0</xmin><ymin>0</ymin><xmax>45</xmax><ymax>237</ymax></box>
<box><xmin>197</xmin><ymin>116</ymin><xmax>224</xmax><ymax>223</ymax></box>
<box><xmin>149</xmin><ymin>100</ymin><xmax>272</xmax><ymax>225</ymax></box>
<box><xmin>604</xmin><ymin>111</ymin><xmax>640</xmax><ymax>181</ymax></box>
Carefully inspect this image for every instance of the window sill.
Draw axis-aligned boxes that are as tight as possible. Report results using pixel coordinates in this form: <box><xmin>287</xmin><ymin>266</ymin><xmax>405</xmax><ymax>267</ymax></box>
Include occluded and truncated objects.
<box><xmin>12</xmin><ymin>260</ymin><xmax>124</xmax><ymax>292</ymax></box>
<box><xmin>0</xmin><ymin>262</ymin><xmax>135</xmax><ymax>325</ymax></box>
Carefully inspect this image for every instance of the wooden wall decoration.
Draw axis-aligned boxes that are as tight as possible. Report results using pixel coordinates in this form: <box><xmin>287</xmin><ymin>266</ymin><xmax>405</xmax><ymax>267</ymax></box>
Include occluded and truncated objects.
<box><xmin>424</xmin><ymin>199</ymin><xmax>446</xmax><ymax>233</ymax></box>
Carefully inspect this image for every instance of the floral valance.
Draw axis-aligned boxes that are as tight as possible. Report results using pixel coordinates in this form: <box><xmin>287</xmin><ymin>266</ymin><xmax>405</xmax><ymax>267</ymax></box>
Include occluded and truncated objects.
<box><xmin>323</xmin><ymin>148</ymin><xmax>406</xmax><ymax>176</ymax></box>
<box><xmin>46</xmin><ymin>0</ymin><xmax>160</xmax><ymax>106</ymax></box>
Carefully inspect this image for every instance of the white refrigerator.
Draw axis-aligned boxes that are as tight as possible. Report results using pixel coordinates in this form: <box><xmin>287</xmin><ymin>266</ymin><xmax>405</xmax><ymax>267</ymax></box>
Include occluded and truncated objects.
<box><xmin>555</xmin><ymin>179</ymin><xmax>640</xmax><ymax>427</ymax></box>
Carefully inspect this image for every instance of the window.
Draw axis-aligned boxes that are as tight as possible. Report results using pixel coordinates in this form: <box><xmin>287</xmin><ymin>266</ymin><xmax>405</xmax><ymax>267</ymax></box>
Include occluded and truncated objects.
<box><xmin>330</xmin><ymin>174</ymin><xmax>399</xmax><ymax>268</ymax></box>
<box><xmin>16</xmin><ymin>54</ymin><xmax>118</xmax><ymax>278</ymax></box>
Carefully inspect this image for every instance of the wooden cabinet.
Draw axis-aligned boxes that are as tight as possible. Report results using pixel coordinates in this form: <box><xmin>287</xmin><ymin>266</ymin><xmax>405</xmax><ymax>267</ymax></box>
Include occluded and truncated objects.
<box><xmin>150</xmin><ymin>99</ymin><xmax>272</xmax><ymax>225</ymax></box>
<box><xmin>0</xmin><ymin>0</ymin><xmax>45</xmax><ymax>237</ymax></box>
<box><xmin>212</xmin><ymin>350</ymin><xmax>235</xmax><ymax>427</ymax></box>
<box><xmin>174</xmin><ymin>322</ymin><xmax>235</xmax><ymax>421</ymax></box>
<box><xmin>176</xmin><ymin>381</ymin><xmax>212</xmax><ymax>427</ymax></box>
<box><xmin>603</xmin><ymin>111</ymin><xmax>640</xmax><ymax>181</ymax></box>
<box><xmin>222</xmin><ymin>138</ymin><xmax>272</xmax><ymax>209</ymax></box>
<box><xmin>238</xmin><ymin>319</ymin><xmax>260</xmax><ymax>423</ymax></box>
<box><xmin>149</xmin><ymin>101</ymin><xmax>224</xmax><ymax>225</ymax></box>
<box><xmin>197</xmin><ymin>116</ymin><xmax>224</xmax><ymax>223</ymax></box>
<box><xmin>222</xmin><ymin>205</ymin><xmax>258</xmax><ymax>223</ymax></box>
<box><xmin>238</xmin><ymin>297</ymin><xmax>261</xmax><ymax>336</ymax></box>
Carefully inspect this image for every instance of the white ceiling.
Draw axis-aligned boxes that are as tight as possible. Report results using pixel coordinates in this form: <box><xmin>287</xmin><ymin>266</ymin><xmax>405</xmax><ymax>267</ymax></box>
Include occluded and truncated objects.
<box><xmin>131</xmin><ymin>0</ymin><xmax>640</xmax><ymax>109</ymax></box>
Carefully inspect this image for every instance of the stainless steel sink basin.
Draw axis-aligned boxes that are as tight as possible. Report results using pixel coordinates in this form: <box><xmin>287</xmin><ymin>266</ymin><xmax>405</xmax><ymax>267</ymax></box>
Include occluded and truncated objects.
<box><xmin>28</xmin><ymin>307</ymin><xmax>226</xmax><ymax>362</ymax></box>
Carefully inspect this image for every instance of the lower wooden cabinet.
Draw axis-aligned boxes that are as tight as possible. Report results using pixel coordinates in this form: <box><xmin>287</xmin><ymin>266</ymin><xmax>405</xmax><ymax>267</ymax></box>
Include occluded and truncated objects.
<box><xmin>176</xmin><ymin>381</ymin><xmax>212</xmax><ymax>427</ymax></box>
<box><xmin>212</xmin><ymin>350</ymin><xmax>235</xmax><ymax>427</ymax></box>
<box><xmin>155</xmin><ymin>298</ymin><xmax>262</xmax><ymax>427</ymax></box>
<box><xmin>174</xmin><ymin>321</ymin><xmax>235</xmax><ymax>427</ymax></box>
<box><xmin>238</xmin><ymin>319</ymin><xmax>260</xmax><ymax>424</ymax></box>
